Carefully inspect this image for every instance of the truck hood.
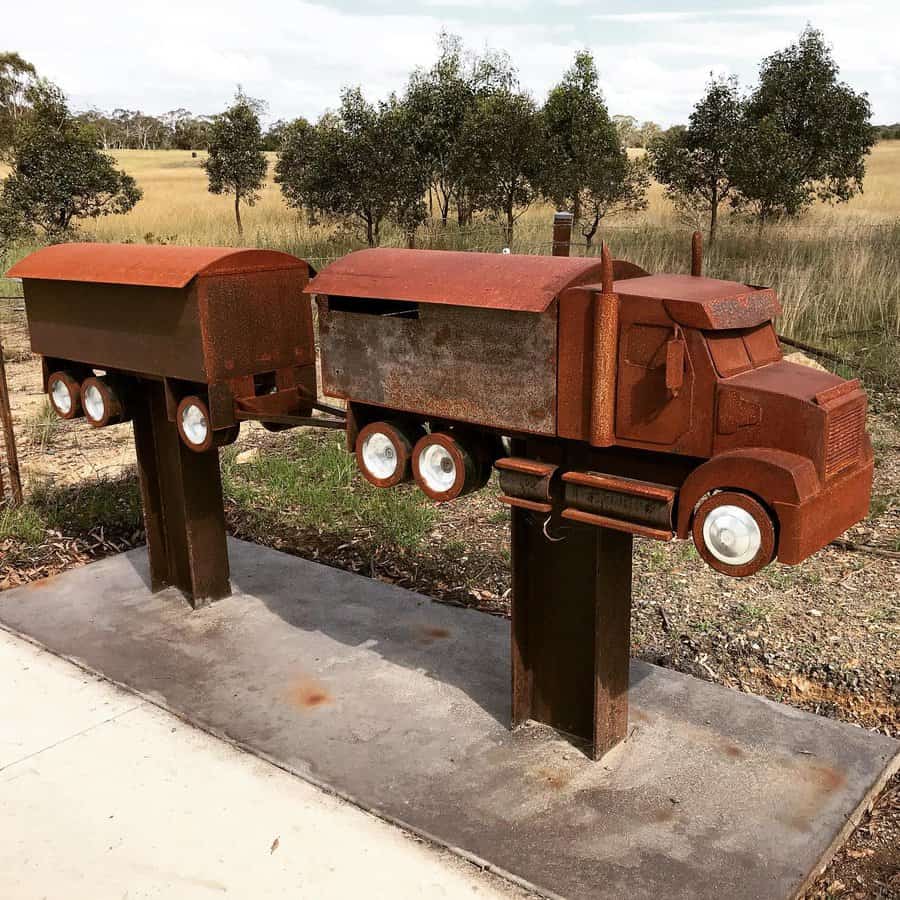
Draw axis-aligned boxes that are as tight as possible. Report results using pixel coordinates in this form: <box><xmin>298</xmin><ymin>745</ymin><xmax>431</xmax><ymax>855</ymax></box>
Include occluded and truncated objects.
<box><xmin>726</xmin><ymin>360</ymin><xmax>844</xmax><ymax>402</ymax></box>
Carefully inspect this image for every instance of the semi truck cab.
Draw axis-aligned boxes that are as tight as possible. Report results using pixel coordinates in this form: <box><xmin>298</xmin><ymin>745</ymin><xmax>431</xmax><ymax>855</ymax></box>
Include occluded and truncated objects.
<box><xmin>600</xmin><ymin>273</ymin><xmax>873</xmax><ymax>575</ymax></box>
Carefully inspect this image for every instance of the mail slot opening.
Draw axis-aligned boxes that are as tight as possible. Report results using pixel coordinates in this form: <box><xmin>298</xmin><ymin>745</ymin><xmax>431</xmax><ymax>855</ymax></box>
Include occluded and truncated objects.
<box><xmin>327</xmin><ymin>296</ymin><xmax>419</xmax><ymax>319</ymax></box>
<box><xmin>253</xmin><ymin>370</ymin><xmax>277</xmax><ymax>396</ymax></box>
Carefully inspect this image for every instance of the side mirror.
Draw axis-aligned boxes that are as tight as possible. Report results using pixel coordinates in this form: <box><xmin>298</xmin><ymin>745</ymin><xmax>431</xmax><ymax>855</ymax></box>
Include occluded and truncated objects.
<box><xmin>665</xmin><ymin>336</ymin><xmax>685</xmax><ymax>397</ymax></box>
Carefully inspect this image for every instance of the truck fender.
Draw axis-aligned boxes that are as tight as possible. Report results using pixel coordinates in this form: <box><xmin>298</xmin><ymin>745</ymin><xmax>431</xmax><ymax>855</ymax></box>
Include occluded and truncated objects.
<box><xmin>675</xmin><ymin>449</ymin><xmax>820</xmax><ymax>539</ymax></box>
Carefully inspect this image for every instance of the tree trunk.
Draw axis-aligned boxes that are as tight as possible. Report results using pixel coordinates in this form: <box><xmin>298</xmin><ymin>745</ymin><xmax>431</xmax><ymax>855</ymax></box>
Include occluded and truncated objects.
<box><xmin>438</xmin><ymin>186</ymin><xmax>451</xmax><ymax>226</ymax></box>
<box><xmin>583</xmin><ymin>213</ymin><xmax>600</xmax><ymax>250</ymax></box>
<box><xmin>366</xmin><ymin>216</ymin><xmax>375</xmax><ymax>247</ymax></box>
<box><xmin>505</xmin><ymin>200</ymin><xmax>515</xmax><ymax>246</ymax></box>
<box><xmin>234</xmin><ymin>194</ymin><xmax>243</xmax><ymax>236</ymax></box>
<box><xmin>457</xmin><ymin>200</ymin><xmax>467</xmax><ymax>228</ymax></box>
<box><xmin>572</xmin><ymin>194</ymin><xmax>581</xmax><ymax>228</ymax></box>
<box><xmin>708</xmin><ymin>183</ymin><xmax>718</xmax><ymax>246</ymax></box>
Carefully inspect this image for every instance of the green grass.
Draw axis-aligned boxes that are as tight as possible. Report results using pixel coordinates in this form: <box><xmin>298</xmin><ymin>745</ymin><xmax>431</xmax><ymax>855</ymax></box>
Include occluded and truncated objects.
<box><xmin>27</xmin><ymin>400</ymin><xmax>61</xmax><ymax>452</ymax></box>
<box><xmin>0</xmin><ymin>476</ymin><xmax>142</xmax><ymax>549</ymax></box>
<box><xmin>0</xmin><ymin>504</ymin><xmax>46</xmax><ymax>543</ymax></box>
<box><xmin>222</xmin><ymin>431</ymin><xmax>435</xmax><ymax>550</ymax></box>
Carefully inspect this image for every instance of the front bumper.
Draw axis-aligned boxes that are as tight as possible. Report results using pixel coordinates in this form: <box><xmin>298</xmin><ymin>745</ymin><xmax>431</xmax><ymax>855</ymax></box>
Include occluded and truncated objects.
<box><xmin>773</xmin><ymin>459</ymin><xmax>874</xmax><ymax>565</ymax></box>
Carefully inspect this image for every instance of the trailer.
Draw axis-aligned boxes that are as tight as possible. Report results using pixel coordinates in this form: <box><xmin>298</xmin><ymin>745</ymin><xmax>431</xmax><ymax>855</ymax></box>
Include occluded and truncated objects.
<box><xmin>6</xmin><ymin>242</ymin><xmax>339</xmax><ymax>452</ymax></box>
<box><xmin>307</xmin><ymin>246</ymin><xmax>873</xmax><ymax>578</ymax></box>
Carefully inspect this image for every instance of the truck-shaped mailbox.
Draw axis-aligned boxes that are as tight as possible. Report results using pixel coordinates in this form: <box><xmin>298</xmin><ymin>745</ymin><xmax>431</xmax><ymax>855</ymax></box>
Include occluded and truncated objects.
<box><xmin>7</xmin><ymin>243</ymin><xmax>322</xmax><ymax>450</ymax></box>
<box><xmin>308</xmin><ymin>247</ymin><xmax>873</xmax><ymax>578</ymax></box>
<box><xmin>10</xmin><ymin>242</ymin><xmax>872</xmax><ymax>580</ymax></box>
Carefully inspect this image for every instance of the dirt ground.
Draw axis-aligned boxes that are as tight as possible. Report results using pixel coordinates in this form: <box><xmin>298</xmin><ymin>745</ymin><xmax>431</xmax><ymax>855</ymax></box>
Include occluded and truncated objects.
<box><xmin>1</xmin><ymin>297</ymin><xmax>898</xmax><ymax>897</ymax></box>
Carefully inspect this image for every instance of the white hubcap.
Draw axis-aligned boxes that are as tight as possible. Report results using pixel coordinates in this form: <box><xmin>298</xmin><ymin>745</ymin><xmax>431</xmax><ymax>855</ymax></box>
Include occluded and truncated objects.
<box><xmin>83</xmin><ymin>384</ymin><xmax>105</xmax><ymax>422</ymax></box>
<box><xmin>361</xmin><ymin>431</ymin><xmax>399</xmax><ymax>479</ymax></box>
<box><xmin>181</xmin><ymin>403</ymin><xmax>209</xmax><ymax>446</ymax></box>
<box><xmin>702</xmin><ymin>504</ymin><xmax>762</xmax><ymax>565</ymax></box>
<box><xmin>50</xmin><ymin>379</ymin><xmax>72</xmax><ymax>415</ymax></box>
<box><xmin>419</xmin><ymin>443</ymin><xmax>457</xmax><ymax>494</ymax></box>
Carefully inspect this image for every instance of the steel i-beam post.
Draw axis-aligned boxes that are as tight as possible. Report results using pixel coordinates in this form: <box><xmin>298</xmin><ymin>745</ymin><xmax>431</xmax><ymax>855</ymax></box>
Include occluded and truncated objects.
<box><xmin>510</xmin><ymin>466</ymin><xmax>633</xmax><ymax>759</ymax></box>
<box><xmin>132</xmin><ymin>380</ymin><xmax>230</xmax><ymax>607</ymax></box>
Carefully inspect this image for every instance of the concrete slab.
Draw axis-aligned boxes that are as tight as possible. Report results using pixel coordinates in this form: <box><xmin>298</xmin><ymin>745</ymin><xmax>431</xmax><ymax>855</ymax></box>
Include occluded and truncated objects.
<box><xmin>0</xmin><ymin>539</ymin><xmax>896</xmax><ymax>900</ymax></box>
<box><xmin>0</xmin><ymin>631</ymin><xmax>521</xmax><ymax>900</ymax></box>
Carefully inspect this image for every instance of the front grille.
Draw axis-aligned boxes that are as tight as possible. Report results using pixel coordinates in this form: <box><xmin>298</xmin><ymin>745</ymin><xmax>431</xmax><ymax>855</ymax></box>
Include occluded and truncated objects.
<box><xmin>824</xmin><ymin>398</ymin><xmax>866</xmax><ymax>478</ymax></box>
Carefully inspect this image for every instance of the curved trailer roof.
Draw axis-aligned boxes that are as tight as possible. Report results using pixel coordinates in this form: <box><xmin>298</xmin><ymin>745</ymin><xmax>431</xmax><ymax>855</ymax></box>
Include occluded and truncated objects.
<box><xmin>6</xmin><ymin>243</ymin><xmax>309</xmax><ymax>289</ymax></box>
<box><xmin>305</xmin><ymin>248</ymin><xmax>645</xmax><ymax>313</ymax></box>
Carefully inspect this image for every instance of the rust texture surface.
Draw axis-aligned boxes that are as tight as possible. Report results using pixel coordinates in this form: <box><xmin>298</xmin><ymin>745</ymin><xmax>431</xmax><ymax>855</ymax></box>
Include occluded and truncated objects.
<box><xmin>319</xmin><ymin>300</ymin><xmax>559</xmax><ymax>435</ymax></box>
<box><xmin>610</xmin><ymin>274</ymin><xmax>781</xmax><ymax>330</ymax></box>
<box><xmin>198</xmin><ymin>267</ymin><xmax>315</xmax><ymax>383</ymax></box>
<box><xmin>589</xmin><ymin>245</ymin><xmax>619</xmax><ymax>447</ymax></box>
<box><xmin>14</xmin><ymin>244</ymin><xmax>314</xmax><ymax>405</ymax></box>
<box><xmin>6</xmin><ymin>243</ymin><xmax>307</xmax><ymax>289</ymax></box>
<box><xmin>24</xmin><ymin>280</ymin><xmax>207</xmax><ymax>382</ymax></box>
<box><xmin>691</xmin><ymin>231</ymin><xmax>703</xmax><ymax>277</ymax></box>
<box><xmin>305</xmin><ymin>247</ymin><xmax>608</xmax><ymax>312</ymax></box>
<box><xmin>552</xmin><ymin>211</ymin><xmax>574</xmax><ymax>257</ymax></box>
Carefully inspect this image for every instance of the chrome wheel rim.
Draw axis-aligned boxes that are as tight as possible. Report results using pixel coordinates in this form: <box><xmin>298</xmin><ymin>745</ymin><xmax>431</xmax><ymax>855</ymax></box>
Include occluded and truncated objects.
<box><xmin>181</xmin><ymin>403</ymin><xmax>209</xmax><ymax>446</ymax></box>
<box><xmin>361</xmin><ymin>431</ymin><xmax>399</xmax><ymax>480</ymax></box>
<box><xmin>702</xmin><ymin>504</ymin><xmax>761</xmax><ymax>566</ymax></box>
<box><xmin>83</xmin><ymin>384</ymin><xmax>105</xmax><ymax>422</ymax></box>
<box><xmin>419</xmin><ymin>443</ymin><xmax>457</xmax><ymax>493</ymax></box>
<box><xmin>50</xmin><ymin>378</ymin><xmax>72</xmax><ymax>415</ymax></box>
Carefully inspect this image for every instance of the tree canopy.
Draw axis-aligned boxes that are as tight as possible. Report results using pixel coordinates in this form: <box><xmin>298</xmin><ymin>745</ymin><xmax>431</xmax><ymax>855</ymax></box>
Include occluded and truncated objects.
<box><xmin>276</xmin><ymin>88</ymin><xmax>427</xmax><ymax>247</ymax></box>
<box><xmin>732</xmin><ymin>26</ymin><xmax>874</xmax><ymax>221</ymax></box>
<box><xmin>0</xmin><ymin>27</ymin><xmax>875</xmax><ymax>252</ymax></box>
<box><xmin>203</xmin><ymin>90</ymin><xmax>268</xmax><ymax>235</ymax></box>
<box><xmin>648</xmin><ymin>76</ymin><xmax>743</xmax><ymax>243</ymax></box>
<box><xmin>650</xmin><ymin>28</ymin><xmax>873</xmax><ymax>238</ymax></box>
<box><xmin>0</xmin><ymin>52</ymin><xmax>37</xmax><ymax>162</ymax></box>
<box><xmin>0</xmin><ymin>81</ymin><xmax>141</xmax><ymax>243</ymax></box>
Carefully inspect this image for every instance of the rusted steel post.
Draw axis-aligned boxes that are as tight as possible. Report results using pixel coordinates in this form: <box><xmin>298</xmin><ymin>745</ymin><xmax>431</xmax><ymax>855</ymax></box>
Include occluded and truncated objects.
<box><xmin>0</xmin><ymin>334</ymin><xmax>23</xmax><ymax>506</ymax></box>
<box><xmin>589</xmin><ymin>244</ymin><xmax>619</xmax><ymax>448</ymax></box>
<box><xmin>510</xmin><ymin>465</ymin><xmax>633</xmax><ymax>759</ymax></box>
<box><xmin>552</xmin><ymin>212</ymin><xmax>574</xmax><ymax>257</ymax></box>
<box><xmin>132</xmin><ymin>380</ymin><xmax>230</xmax><ymax>607</ymax></box>
<box><xmin>691</xmin><ymin>230</ymin><xmax>703</xmax><ymax>277</ymax></box>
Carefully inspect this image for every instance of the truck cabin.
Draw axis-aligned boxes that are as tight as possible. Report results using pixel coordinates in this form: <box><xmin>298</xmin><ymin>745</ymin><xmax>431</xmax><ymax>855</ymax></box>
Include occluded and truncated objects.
<box><xmin>610</xmin><ymin>272</ymin><xmax>868</xmax><ymax>489</ymax></box>
<box><xmin>604</xmin><ymin>272</ymin><xmax>784</xmax><ymax>458</ymax></box>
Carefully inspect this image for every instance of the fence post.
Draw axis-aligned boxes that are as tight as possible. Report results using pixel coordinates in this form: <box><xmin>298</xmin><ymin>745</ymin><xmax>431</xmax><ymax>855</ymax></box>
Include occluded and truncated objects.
<box><xmin>552</xmin><ymin>212</ymin><xmax>574</xmax><ymax>257</ymax></box>
<box><xmin>0</xmin><ymin>332</ymin><xmax>23</xmax><ymax>507</ymax></box>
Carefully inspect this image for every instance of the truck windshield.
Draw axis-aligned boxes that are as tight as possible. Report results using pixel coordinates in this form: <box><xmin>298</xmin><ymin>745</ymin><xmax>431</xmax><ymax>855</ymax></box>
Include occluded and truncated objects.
<box><xmin>705</xmin><ymin>323</ymin><xmax>781</xmax><ymax>377</ymax></box>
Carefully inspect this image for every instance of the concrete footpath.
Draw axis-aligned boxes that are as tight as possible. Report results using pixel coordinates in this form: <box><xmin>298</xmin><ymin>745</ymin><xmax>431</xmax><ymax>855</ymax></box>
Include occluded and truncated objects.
<box><xmin>0</xmin><ymin>628</ymin><xmax>520</xmax><ymax>900</ymax></box>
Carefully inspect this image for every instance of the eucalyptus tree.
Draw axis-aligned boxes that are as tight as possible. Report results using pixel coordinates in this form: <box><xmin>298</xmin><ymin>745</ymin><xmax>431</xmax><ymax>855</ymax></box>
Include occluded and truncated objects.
<box><xmin>203</xmin><ymin>89</ymin><xmax>268</xmax><ymax>235</ymax></box>
<box><xmin>0</xmin><ymin>81</ymin><xmax>141</xmax><ymax>242</ymax></box>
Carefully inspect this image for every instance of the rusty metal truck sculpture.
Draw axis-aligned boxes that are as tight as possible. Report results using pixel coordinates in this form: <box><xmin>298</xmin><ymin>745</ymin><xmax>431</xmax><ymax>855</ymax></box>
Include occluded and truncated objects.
<box><xmin>308</xmin><ymin>245</ymin><xmax>872</xmax><ymax>579</ymax></box>
<box><xmin>8</xmin><ymin>237</ymin><xmax>873</xmax><ymax>757</ymax></box>
<box><xmin>10</xmin><ymin>240</ymin><xmax>872</xmax><ymax>581</ymax></box>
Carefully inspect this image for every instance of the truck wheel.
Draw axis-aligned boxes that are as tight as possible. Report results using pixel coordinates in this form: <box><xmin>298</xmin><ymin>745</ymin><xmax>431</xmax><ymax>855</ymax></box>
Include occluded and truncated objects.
<box><xmin>412</xmin><ymin>432</ymin><xmax>490</xmax><ymax>502</ymax></box>
<box><xmin>356</xmin><ymin>421</ymin><xmax>423</xmax><ymax>488</ymax></box>
<box><xmin>47</xmin><ymin>371</ymin><xmax>83</xmax><ymax>420</ymax></box>
<box><xmin>692</xmin><ymin>491</ymin><xmax>776</xmax><ymax>577</ymax></box>
<box><xmin>81</xmin><ymin>376</ymin><xmax>128</xmax><ymax>427</ymax></box>
<box><xmin>177</xmin><ymin>395</ymin><xmax>214</xmax><ymax>452</ymax></box>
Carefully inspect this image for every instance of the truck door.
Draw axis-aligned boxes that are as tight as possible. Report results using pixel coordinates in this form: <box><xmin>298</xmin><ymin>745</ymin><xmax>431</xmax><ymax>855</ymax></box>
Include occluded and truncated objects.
<box><xmin>615</xmin><ymin>321</ymin><xmax>693</xmax><ymax>446</ymax></box>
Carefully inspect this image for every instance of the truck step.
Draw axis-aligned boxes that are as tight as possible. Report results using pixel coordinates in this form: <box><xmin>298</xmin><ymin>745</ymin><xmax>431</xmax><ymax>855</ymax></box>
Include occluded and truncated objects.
<box><xmin>560</xmin><ymin>508</ymin><xmax>674</xmax><ymax>541</ymax></box>
<box><xmin>494</xmin><ymin>457</ymin><xmax>558</xmax><ymax>514</ymax></box>
<box><xmin>561</xmin><ymin>470</ymin><xmax>675</xmax><ymax>540</ymax></box>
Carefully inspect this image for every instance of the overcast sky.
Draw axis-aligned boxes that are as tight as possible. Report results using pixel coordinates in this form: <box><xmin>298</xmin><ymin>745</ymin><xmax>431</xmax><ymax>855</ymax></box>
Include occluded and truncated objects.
<box><xmin>8</xmin><ymin>1</ymin><xmax>899</xmax><ymax>126</ymax></box>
